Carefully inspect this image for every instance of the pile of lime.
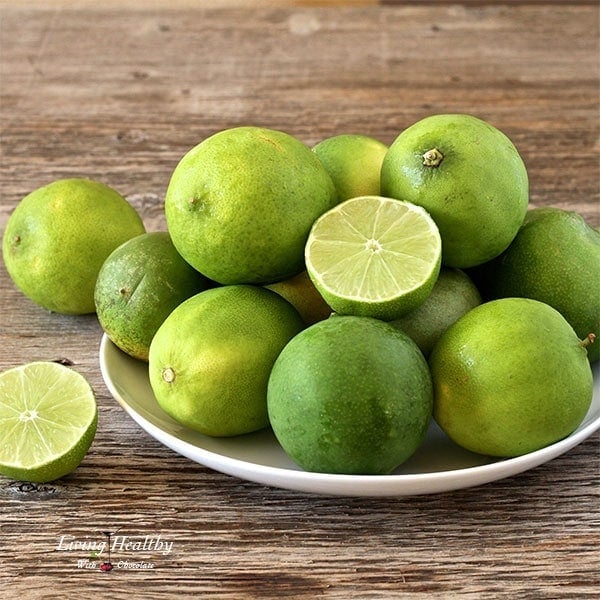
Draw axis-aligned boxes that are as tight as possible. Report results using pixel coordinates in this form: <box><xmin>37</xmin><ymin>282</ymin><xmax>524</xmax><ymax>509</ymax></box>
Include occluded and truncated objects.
<box><xmin>1</xmin><ymin>116</ymin><xmax>598</xmax><ymax>481</ymax></box>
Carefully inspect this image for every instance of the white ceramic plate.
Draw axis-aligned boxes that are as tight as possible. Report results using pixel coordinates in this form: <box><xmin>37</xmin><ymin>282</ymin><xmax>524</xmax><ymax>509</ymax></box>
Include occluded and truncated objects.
<box><xmin>99</xmin><ymin>334</ymin><xmax>600</xmax><ymax>497</ymax></box>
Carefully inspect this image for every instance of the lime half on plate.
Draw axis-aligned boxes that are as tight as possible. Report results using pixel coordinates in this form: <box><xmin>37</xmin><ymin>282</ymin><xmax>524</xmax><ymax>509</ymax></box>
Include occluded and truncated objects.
<box><xmin>305</xmin><ymin>195</ymin><xmax>442</xmax><ymax>320</ymax></box>
<box><xmin>0</xmin><ymin>361</ymin><xmax>97</xmax><ymax>483</ymax></box>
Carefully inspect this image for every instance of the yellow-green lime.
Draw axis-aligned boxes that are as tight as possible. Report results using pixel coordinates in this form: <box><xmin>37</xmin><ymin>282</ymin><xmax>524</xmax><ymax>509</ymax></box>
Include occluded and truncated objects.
<box><xmin>164</xmin><ymin>126</ymin><xmax>337</xmax><ymax>285</ymax></box>
<box><xmin>265</xmin><ymin>270</ymin><xmax>332</xmax><ymax>325</ymax></box>
<box><xmin>2</xmin><ymin>178</ymin><xmax>145</xmax><ymax>314</ymax></box>
<box><xmin>380</xmin><ymin>114</ymin><xmax>529</xmax><ymax>268</ymax></box>
<box><xmin>267</xmin><ymin>316</ymin><xmax>433</xmax><ymax>474</ymax></box>
<box><xmin>149</xmin><ymin>285</ymin><xmax>304</xmax><ymax>437</ymax></box>
<box><xmin>389</xmin><ymin>267</ymin><xmax>481</xmax><ymax>357</ymax></box>
<box><xmin>312</xmin><ymin>134</ymin><xmax>388</xmax><ymax>201</ymax></box>
<box><xmin>305</xmin><ymin>195</ymin><xmax>442</xmax><ymax>320</ymax></box>
<box><xmin>0</xmin><ymin>361</ymin><xmax>97</xmax><ymax>483</ymax></box>
<box><xmin>429</xmin><ymin>298</ymin><xmax>594</xmax><ymax>457</ymax></box>
<box><xmin>95</xmin><ymin>232</ymin><xmax>215</xmax><ymax>362</ymax></box>
<box><xmin>469</xmin><ymin>207</ymin><xmax>600</xmax><ymax>362</ymax></box>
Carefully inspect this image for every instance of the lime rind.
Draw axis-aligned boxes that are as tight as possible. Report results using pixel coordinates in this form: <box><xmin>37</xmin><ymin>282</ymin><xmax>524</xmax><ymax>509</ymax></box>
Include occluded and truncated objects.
<box><xmin>0</xmin><ymin>362</ymin><xmax>97</xmax><ymax>479</ymax></box>
<box><xmin>305</xmin><ymin>196</ymin><xmax>442</xmax><ymax>319</ymax></box>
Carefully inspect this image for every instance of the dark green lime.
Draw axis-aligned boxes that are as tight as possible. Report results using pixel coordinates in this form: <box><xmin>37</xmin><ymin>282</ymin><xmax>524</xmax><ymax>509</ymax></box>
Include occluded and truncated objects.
<box><xmin>95</xmin><ymin>231</ymin><xmax>214</xmax><ymax>361</ymax></box>
<box><xmin>470</xmin><ymin>207</ymin><xmax>600</xmax><ymax>362</ymax></box>
<box><xmin>267</xmin><ymin>316</ymin><xmax>433</xmax><ymax>474</ymax></box>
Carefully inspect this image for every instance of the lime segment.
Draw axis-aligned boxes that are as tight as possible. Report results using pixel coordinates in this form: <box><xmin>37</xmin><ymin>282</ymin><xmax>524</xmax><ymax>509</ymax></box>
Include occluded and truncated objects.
<box><xmin>0</xmin><ymin>362</ymin><xmax>97</xmax><ymax>482</ymax></box>
<box><xmin>305</xmin><ymin>195</ymin><xmax>442</xmax><ymax>320</ymax></box>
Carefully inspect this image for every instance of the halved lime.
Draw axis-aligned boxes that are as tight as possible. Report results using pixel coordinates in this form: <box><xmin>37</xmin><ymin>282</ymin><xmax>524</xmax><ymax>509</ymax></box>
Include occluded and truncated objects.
<box><xmin>0</xmin><ymin>362</ymin><xmax>97</xmax><ymax>482</ymax></box>
<box><xmin>305</xmin><ymin>195</ymin><xmax>442</xmax><ymax>320</ymax></box>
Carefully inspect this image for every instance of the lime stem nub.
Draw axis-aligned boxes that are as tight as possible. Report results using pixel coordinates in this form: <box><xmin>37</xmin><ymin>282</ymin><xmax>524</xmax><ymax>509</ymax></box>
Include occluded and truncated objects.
<box><xmin>422</xmin><ymin>148</ymin><xmax>444</xmax><ymax>167</ymax></box>
<box><xmin>162</xmin><ymin>367</ymin><xmax>176</xmax><ymax>384</ymax></box>
<box><xmin>580</xmin><ymin>333</ymin><xmax>596</xmax><ymax>349</ymax></box>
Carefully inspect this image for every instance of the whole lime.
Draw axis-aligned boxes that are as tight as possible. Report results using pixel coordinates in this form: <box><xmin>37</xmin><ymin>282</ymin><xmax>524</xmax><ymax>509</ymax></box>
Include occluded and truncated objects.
<box><xmin>312</xmin><ymin>133</ymin><xmax>388</xmax><ymax>201</ymax></box>
<box><xmin>265</xmin><ymin>270</ymin><xmax>332</xmax><ymax>326</ymax></box>
<box><xmin>95</xmin><ymin>232</ymin><xmax>214</xmax><ymax>361</ymax></box>
<box><xmin>470</xmin><ymin>207</ymin><xmax>600</xmax><ymax>362</ymax></box>
<box><xmin>429</xmin><ymin>298</ymin><xmax>594</xmax><ymax>457</ymax></box>
<box><xmin>380</xmin><ymin>114</ymin><xmax>529</xmax><ymax>268</ymax></box>
<box><xmin>267</xmin><ymin>316</ymin><xmax>433</xmax><ymax>474</ymax></box>
<box><xmin>389</xmin><ymin>268</ymin><xmax>481</xmax><ymax>357</ymax></box>
<box><xmin>2</xmin><ymin>178</ymin><xmax>145</xmax><ymax>314</ymax></box>
<box><xmin>149</xmin><ymin>285</ymin><xmax>304</xmax><ymax>437</ymax></box>
<box><xmin>165</xmin><ymin>126</ymin><xmax>337</xmax><ymax>285</ymax></box>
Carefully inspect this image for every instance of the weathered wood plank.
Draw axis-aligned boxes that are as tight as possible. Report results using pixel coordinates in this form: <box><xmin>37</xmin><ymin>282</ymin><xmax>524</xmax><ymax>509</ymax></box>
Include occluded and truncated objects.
<box><xmin>0</xmin><ymin>2</ymin><xmax>598</xmax><ymax>598</ymax></box>
<box><xmin>1</xmin><ymin>5</ymin><xmax>598</xmax><ymax>222</ymax></box>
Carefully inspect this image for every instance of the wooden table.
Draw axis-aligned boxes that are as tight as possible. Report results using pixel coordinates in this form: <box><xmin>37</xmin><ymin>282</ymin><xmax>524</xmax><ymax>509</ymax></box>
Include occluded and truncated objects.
<box><xmin>1</xmin><ymin>1</ymin><xmax>598</xmax><ymax>597</ymax></box>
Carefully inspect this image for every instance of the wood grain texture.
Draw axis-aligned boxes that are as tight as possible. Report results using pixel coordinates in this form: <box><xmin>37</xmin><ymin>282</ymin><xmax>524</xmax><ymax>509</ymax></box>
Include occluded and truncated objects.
<box><xmin>0</xmin><ymin>2</ymin><xmax>598</xmax><ymax>598</ymax></box>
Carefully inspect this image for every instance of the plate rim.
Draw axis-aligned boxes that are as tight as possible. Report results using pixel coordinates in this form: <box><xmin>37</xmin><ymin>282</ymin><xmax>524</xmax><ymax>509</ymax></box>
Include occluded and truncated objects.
<box><xmin>99</xmin><ymin>334</ymin><xmax>600</xmax><ymax>497</ymax></box>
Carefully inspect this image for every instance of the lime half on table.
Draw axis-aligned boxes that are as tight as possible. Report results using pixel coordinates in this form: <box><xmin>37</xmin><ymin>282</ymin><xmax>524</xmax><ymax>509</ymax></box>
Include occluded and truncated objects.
<box><xmin>305</xmin><ymin>195</ymin><xmax>442</xmax><ymax>320</ymax></box>
<box><xmin>0</xmin><ymin>361</ymin><xmax>97</xmax><ymax>483</ymax></box>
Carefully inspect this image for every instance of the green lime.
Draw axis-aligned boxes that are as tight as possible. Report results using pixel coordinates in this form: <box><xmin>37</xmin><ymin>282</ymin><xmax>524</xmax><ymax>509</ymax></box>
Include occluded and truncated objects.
<box><xmin>389</xmin><ymin>267</ymin><xmax>481</xmax><ymax>357</ymax></box>
<box><xmin>265</xmin><ymin>270</ymin><xmax>332</xmax><ymax>325</ymax></box>
<box><xmin>305</xmin><ymin>195</ymin><xmax>442</xmax><ymax>320</ymax></box>
<box><xmin>312</xmin><ymin>134</ymin><xmax>388</xmax><ymax>201</ymax></box>
<box><xmin>0</xmin><ymin>361</ymin><xmax>97</xmax><ymax>483</ymax></box>
<box><xmin>470</xmin><ymin>207</ymin><xmax>600</xmax><ymax>362</ymax></box>
<box><xmin>2</xmin><ymin>178</ymin><xmax>145</xmax><ymax>314</ymax></box>
<box><xmin>267</xmin><ymin>316</ymin><xmax>433</xmax><ymax>474</ymax></box>
<box><xmin>429</xmin><ymin>298</ymin><xmax>594</xmax><ymax>457</ymax></box>
<box><xmin>380</xmin><ymin>114</ymin><xmax>529</xmax><ymax>268</ymax></box>
<box><xmin>95</xmin><ymin>232</ymin><xmax>215</xmax><ymax>361</ymax></box>
<box><xmin>149</xmin><ymin>285</ymin><xmax>304</xmax><ymax>437</ymax></box>
<box><xmin>164</xmin><ymin>126</ymin><xmax>337</xmax><ymax>285</ymax></box>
